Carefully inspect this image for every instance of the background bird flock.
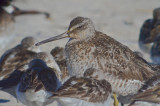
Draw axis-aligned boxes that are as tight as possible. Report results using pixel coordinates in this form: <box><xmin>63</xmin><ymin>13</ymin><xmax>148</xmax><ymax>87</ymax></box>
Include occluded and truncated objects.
<box><xmin>0</xmin><ymin>0</ymin><xmax>160</xmax><ymax>106</ymax></box>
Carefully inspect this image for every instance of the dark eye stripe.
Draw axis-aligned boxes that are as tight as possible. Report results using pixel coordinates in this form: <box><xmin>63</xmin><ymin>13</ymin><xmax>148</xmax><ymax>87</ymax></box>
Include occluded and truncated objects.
<box><xmin>69</xmin><ymin>24</ymin><xmax>87</xmax><ymax>34</ymax></box>
<box><xmin>77</xmin><ymin>24</ymin><xmax>86</xmax><ymax>29</ymax></box>
<box><xmin>78</xmin><ymin>25</ymin><xmax>83</xmax><ymax>29</ymax></box>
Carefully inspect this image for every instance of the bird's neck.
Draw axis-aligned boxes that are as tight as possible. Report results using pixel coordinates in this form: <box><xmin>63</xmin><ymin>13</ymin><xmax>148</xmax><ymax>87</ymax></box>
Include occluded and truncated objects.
<box><xmin>67</xmin><ymin>33</ymin><xmax>95</xmax><ymax>44</ymax></box>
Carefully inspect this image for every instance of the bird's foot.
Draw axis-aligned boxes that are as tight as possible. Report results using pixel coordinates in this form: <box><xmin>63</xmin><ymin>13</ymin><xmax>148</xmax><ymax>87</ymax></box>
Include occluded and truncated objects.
<box><xmin>113</xmin><ymin>93</ymin><xmax>119</xmax><ymax>106</ymax></box>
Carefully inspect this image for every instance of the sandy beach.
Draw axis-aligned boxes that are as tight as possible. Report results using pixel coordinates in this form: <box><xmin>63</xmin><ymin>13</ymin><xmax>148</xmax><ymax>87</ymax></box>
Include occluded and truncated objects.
<box><xmin>0</xmin><ymin>0</ymin><xmax>160</xmax><ymax>105</ymax></box>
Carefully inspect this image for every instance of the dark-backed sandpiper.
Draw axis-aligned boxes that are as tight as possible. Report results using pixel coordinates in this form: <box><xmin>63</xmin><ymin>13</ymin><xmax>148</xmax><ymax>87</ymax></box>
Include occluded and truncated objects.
<box><xmin>16</xmin><ymin>59</ymin><xmax>61</xmax><ymax>106</ymax></box>
<box><xmin>139</xmin><ymin>7</ymin><xmax>160</xmax><ymax>54</ymax></box>
<box><xmin>0</xmin><ymin>37</ymin><xmax>61</xmax><ymax>98</ymax></box>
<box><xmin>50</xmin><ymin>76</ymin><xmax>112</xmax><ymax>106</ymax></box>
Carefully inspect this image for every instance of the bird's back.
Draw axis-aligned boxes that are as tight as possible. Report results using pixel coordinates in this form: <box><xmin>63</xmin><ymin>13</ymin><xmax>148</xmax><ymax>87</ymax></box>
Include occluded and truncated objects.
<box><xmin>65</xmin><ymin>31</ymin><xmax>156</xmax><ymax>96</ymax></box>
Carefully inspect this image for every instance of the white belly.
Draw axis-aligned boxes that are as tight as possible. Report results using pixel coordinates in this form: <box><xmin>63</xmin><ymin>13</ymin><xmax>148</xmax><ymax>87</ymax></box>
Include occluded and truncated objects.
<box><xmin>106</xmin><ymin>75</ymin><xmax>143</xmax><ymax>96</ymax></box>
<box><xmin>56</xmin><ymin>96</ymin><xmax>111</xmax><ymax>106</ymax></box>
<box><xmin>16</xmin><ymin>84</ymin><xmax>53</xmax><ymax>106</ymax></box>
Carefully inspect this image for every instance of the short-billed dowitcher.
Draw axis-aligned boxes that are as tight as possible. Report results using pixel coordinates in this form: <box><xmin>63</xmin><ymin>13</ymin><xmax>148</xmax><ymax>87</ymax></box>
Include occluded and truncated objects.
<box><xmin>36</xmin><ymin>16</ymin><xmax>158</xmax><ymax>105</ymax></box>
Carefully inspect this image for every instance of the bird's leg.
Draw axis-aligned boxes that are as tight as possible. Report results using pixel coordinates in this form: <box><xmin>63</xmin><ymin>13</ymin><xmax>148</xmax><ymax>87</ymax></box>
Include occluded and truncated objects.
<box><xmin>113</xmin><ymin>93</ymin><xmax>119</xmax><ymax>106</ymax></box>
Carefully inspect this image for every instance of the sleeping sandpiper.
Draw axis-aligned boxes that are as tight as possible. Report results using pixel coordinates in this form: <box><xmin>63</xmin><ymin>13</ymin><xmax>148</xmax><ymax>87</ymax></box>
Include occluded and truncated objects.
<box><xmin>139</xmin><ymin>7</ymin><xmax>160</xmax><ymax>54</ymax></box>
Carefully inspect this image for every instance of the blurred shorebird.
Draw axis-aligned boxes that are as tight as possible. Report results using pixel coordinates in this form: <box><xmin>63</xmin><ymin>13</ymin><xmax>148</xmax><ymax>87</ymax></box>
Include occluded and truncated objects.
<box><xmin>129</xmin><ymin>74</ymin><xmax>160</xmax><ymax>106</ymax></box>
<box><xmin>16</xmin><ymin>59</ymin><xmax>61</xmax><ymax>106</ymax></box>
<box><xmin>139</xmin><ymin>7</ymin><xmax>160</xmax><ymax>54</ymax></box>
<box><xmin>0</xmin><ymin>36</ymin><xmax>40</xmax><ymax>80</ymax></box>
<box><xmin>0</xmin><ymin>37</ymin><xmax>61</xmax><ymax>98</ymax></box>
<box><xmin>139</xmin><ymin>7</ymin><xmax>160</xmax><ymax>63</ymax></box>
<box><xmin>36</xmin><ymin>16</ymin><xmax>158</xmax><ymax>105</ymax></box>
<box><xmin>0</xmin><ymin>0</ymin><xmax>50</xmax><ymax>31</ymax></box>
<box><xmin>50</xmin><ymin>47</ymin><xmax>69</xmax><ymax>83</ymax></box>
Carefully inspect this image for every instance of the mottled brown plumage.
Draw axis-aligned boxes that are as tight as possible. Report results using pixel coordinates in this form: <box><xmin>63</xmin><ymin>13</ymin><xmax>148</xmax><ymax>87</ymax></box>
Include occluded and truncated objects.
<box><xmin>0</xmin><ymin>37</ymin><xmax>61</xmax><ymax>100</ymax></box>
<box><xmin>50</xmin><ymin>47</ymin><xmax>69</xmax><ymax>82</ymax></box>
<box><xmin>0</xmin><ymin>37</ymin><xmax>60</xmax><ymax>82</ymax></box>
<box><xmin>51</xmin><ymin>76</ymin><xmax>111</xmax><ymax>106</ymax></box>
<box><xmin>84</xmin><ymin>68</ymin><xmax>105</xmax><ymax>80</ymax></box>
<box><xmin>36</xmin><ymin>17</ymin><xmax>157</xmax><ymax>97</ymax></box>
<box><xmin>51</xmin><ymin>47</ymin><xmax>65</xmax><ymax>62</ymax></box>
<box><xmin>18</xmin><ymin>59</ymin><xmax>58</xmax><ymax>92</ymax></box>
<box><xmin>16</xmin><ymin>59</ymin><xmax>60</xmax><ymax>106</ymax></box>
<box><xmin>129</xmin><ymin>74</ymin><xmax>160</xmax><ymax>106</ymax></box>
<box><xmin>0</xmin><ymin>51</ymin><xmax>61</xmax><ymax>102</ymax></box>
<box><xmin>150</xmin><ymin>64</ymin><xmax>160</xmax><ymax>72</ymax></box>
<box><xmin>0</xmin><ymin>36</ymin><xmax>40</xmax><ymax>80</ymax></box>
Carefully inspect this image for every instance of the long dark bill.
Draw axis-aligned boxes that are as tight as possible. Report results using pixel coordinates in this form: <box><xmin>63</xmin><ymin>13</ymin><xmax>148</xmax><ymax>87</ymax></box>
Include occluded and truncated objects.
<box><xmin>35</xmin><ymin>31</ymin><xmax>68</xmax><ymax>46</ymax></box>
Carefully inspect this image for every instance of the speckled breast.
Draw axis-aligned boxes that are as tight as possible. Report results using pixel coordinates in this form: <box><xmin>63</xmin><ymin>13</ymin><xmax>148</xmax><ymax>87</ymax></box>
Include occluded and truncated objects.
<box><xmin>65</xmin><ymin>39</ymin><xmax>99</xmax><ymax>77</ymax></box>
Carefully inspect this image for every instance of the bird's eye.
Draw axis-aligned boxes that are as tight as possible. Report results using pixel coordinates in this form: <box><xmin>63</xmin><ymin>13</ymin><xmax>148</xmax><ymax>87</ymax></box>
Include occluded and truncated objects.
<box><xmin>78</xmin><ymin>26</ymin><xmax>82</xmax><ymax>29</ymax></box>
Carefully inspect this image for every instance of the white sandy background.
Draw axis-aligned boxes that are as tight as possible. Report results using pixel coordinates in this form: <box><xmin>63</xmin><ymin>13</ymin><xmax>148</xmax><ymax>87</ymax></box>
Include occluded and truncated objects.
<box><xmin>0</xmin><ymin>0</ymin><xmax>160</xmax><ymax>106</ymax></box>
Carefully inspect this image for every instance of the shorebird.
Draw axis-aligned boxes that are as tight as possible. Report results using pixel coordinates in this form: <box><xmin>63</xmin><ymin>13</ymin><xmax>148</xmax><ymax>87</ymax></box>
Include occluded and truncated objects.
<box><xmin>0</xmin><ymin>37</ymin><xmax>39</xmax><ymax>79</ymax></box>
<box><xmin>16</xmin><ymin>59</ymin><xmax>61</xmax><ymax>106</ymax></box>
<box><xmin>50</xmin><ymin>76</ymin><xmax>112</xmax><ymax>106</ymax></box>
<box><xmin>0</xmin><ymin>36</ymin><xmax>39</xmax><ymax>80</ymax></box>
<box><xmin>0</xmin><ymin>51</ymin><xmax>61</xmax><ymax>102</ymax></box>
<box><xmin>36</xmin><ymin>16</ymin><xmax>158</xmax><ymax>105</ymax></box>
<box><xmin>0</xmin><ymin>0</ymin><xmax>50</xmax><ymax>31</ymax></box>
<box><xmin>54</xmin><ymin>47</ymin><xmax>114</xmax><ymax>106</ymax></box>
<box><xmin>15</xmin><ymin>58</ymin><xmax>111</xmax><ymax>106</ymax></box>
<box><xmin>138</xmin><ymin>7</ymin><xmax>160</xmax><ymax>63</ymax></box>
<box><xmin>129</xmin><ymin>74</ymin><xmax>160</xmax><ymax>106</ymax></box>
<box><xmin>0</xmin><ymin>37</ymin><xmax>61</xmax><ymax>98</ymax></box>
<box><xmin>50</xmin><ymin>47</ymin><xmax>69</xmax><ymax>83</ymax></box>
<box><xmin>139</xmin><ymin>7</ymin><xmax>160</xmax><ymax>54</ymax></box>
